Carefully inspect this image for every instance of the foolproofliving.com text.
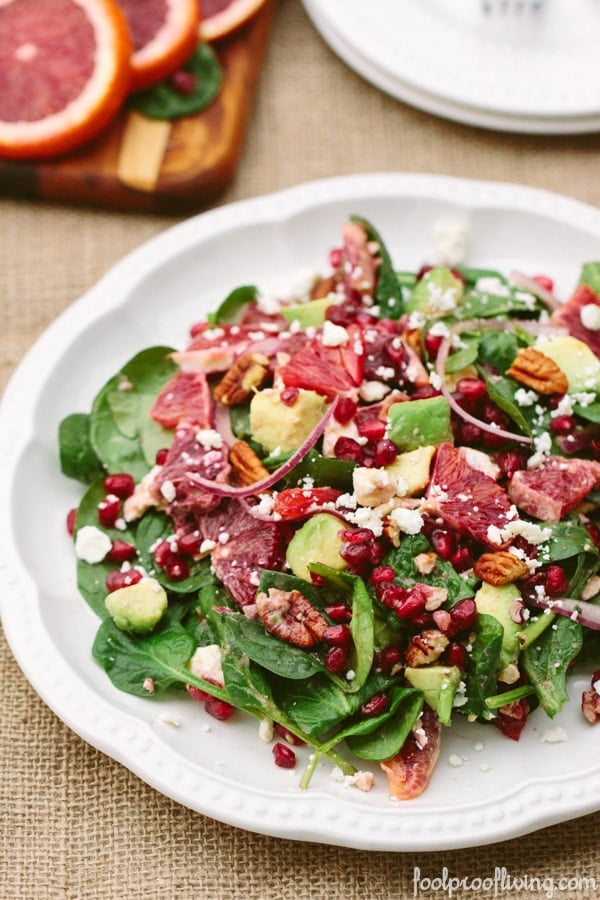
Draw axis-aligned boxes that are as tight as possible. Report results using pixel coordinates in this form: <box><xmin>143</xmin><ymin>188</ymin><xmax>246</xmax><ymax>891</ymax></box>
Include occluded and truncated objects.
<box><xmin>413</xmin><ymin>867</ymin><xmax>597</xmax><ymax>898</ymax></box>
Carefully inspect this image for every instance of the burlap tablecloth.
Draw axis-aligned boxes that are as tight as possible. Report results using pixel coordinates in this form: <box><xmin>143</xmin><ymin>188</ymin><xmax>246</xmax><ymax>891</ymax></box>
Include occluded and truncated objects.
<box><xmin>3</xmin><ymin>2</ymin><xmax>600</xmax><ymax>897</ymax></box>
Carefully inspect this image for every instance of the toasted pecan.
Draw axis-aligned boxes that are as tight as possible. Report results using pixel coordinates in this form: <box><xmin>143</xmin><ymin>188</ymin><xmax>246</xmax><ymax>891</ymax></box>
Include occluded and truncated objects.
<box><xmin>255</xmin><ymin>588</ymin><xmax>328</xmax><ymax>648</ymax></box>
<box><xmin>404</xmin><ymin>629</ymin><xmax>449</xmax><ymax>668</ymax></box>
<box><xmin>229</xmin><ymin>440</ymin><xmax>269</xmax><ymax>486</ymax></box>
<box><xmin>507</xmin><ymin>347</ymin><xmax>568</xmax><ymax>395</ymax></box>
<box><xmin>474</xmin><ymin>551</ymin><xmax>529</xmax><ymax>586</ymax></box>
<box><xmin>214</xmin><ymin>352</ymin><xmax>269</xmax><ymax>406</ymax></box>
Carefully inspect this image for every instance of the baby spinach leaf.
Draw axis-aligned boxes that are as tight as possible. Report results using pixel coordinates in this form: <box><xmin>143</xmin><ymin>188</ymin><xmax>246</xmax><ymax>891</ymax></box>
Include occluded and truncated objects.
<box><xmin>345</xmin><ymin>688</ymin><xmax>423</xmax><ymax>762</ymax></box>
<box><xmin>257</xmin><ymin>569</ymin><xmax>323</xmax><ymax>608</ymax></box>
<box><xmin>457</xmin><ymin>267</ymin><xmax>506</xmax><ymax>287</ymax></box>
<box><xmin>75</xmin><ymin>479</ymin><xmax>137</xmax><ymax>618</ymax></box>
<box><xmin>59</xmin><ymin>413</ymin><xmax>104</xmax><ymax>484</ymax></box>
<box><xmin>277</xmin><ymin>449</ymin><xmax>354</xmax><ymax>491</ymax></box>
<box><xmin>478</xmin><ymin>371</ymin><xmax>534</xmax><ymax>437</ymax></box>
<box><xmin>537</xmin><ymin>521</ymin><xmax>600</xmax><ymax>598</ymax></box>
<box><xmin>351</xmin><ymin>215</ymin><xmax>404</xmax><ymax>319</ymax></box>
<box><xmin>579</xmin><ymin>262</ymin><xmax>600</xmax><ymax>294</ymax></box>
<box><xmin>460</xmin><ymin>287</ymin><xmax>539</xmax><ymax>320</ymax></box>
<box><xmin>522</xmin><ymin>617</ymin><xmax>583</xmax><ymax>717</ymax></box>
<box><xmin>573</xmin><ymin>400</ymin><xmax>600</xmax><ymax>423</ymax></box>
<box><xmin>131</xmin><ymin>44</ymin><xmax>223</xmax><ymax>120</ymax></box>
<box><xmin>90</xmin><ymin>347</ymin><xmax>176</xmax><ymax>481</ymax></box>
<box><xmin>218</xmin><ymin>614</ymin><xmax>324</xmax><ymax>680</ymax></box>
<box><xmin>444</xmin><ymin>336</ymin><xmax>480</xmax><ymax>374</ymax></box>
<box><xmin>208</xmin><ymin>285</ymin><xmax>257</xmax><ymax>326</ymax></box>
<box><xmin>135</xmin><ymin>510</ymin><xmax>212</xmax><ymax>594</ymax></box>
<box><xmin>477</xmin><ymin>330</ymin><xmax>525</xmax><ymax>374</ymax></box>
<box><xmin>221</xmin><ymin>645</ymin><xmax>276</xmax><ymax>718</ymax></box>
<box><xmin>463</xmin><ymin>613</ymin><xmax>504</xmax><ymax>720</ymax></box>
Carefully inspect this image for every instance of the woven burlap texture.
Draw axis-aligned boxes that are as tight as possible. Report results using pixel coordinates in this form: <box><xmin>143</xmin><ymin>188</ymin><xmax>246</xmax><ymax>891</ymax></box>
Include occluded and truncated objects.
<box><xmin>3</xmin><ymin>1</ymin><xmax>600</xmax><ymax>897</ymax></box>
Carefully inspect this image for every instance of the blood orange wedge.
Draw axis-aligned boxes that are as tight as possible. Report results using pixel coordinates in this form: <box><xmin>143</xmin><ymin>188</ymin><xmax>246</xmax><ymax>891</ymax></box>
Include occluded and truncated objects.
<box><xmin>198</xmin><ymin>0</ymin><xmax>267</xmax><ymax>42</ymax></box>
<box><xmin>0</xmin><ymin>0</ymin><xmax>132</xmax><ymax>160</ymax></box>
<box><xmin>116</xmin><ymin>0</ymin><xmax>200</xmax><ymax>91</ymax></box>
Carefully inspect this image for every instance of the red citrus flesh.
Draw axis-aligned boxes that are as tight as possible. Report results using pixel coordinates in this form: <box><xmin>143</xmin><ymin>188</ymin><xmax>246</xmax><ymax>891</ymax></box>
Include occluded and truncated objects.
<box><xmin>0</xmin><ymin>0</ymin><xmax>132</xmax><ymax>159</ymax></box>
<box><xmin>116</xmin><ymin>0</ymin><xmax>200</xmax><ymax>91</ymax></box>
<box><xmin>198</xmin><ymin>0</ymin><xmax>267</xmax><ymax>42</ymax></box>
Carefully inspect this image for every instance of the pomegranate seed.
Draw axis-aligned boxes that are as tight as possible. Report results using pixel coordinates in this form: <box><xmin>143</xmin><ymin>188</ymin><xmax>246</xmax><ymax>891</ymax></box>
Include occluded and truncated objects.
<box><xmin>370</xmin><ymin>565</ymin><xmax>395</xmax><ymax>584</ymax></box>
<box><xmin>164</xmin><ymin>556</ymin><xmax>190</xmax><ymax>581</ymax></box>
<box><xmin>329</xmin><ymin>247</ymin><xmax>342</xmax><ymax>269</ymax></box>
<box><xmin>333</xmin><ymin>397</ymin><xmax>358</xmax><ymax>424</ymax></box>
<box><xmin>334</xmin><ymin>436</ymin><xmax>365</xmax><ymax>463</ymax></box>
<box><xmin>395</xmin><ymin>593</ymin><xmax>428</xmax><ymax>621</ymax></box>
<box><xmin>451</xmin><ymin>545</ymin><xmax>472</xmax><ymax>571</ymax></box>
<box><xmin>280</xmin><ymin>386</ymin><xmax>299</xmax><ymax>407</ymax></box>
<box><xmin>272</xmin><ymin>742</ymin><xmax>296</xmax><ymax>769</ymax></box>
<box><xmin>107</xmin><ymin>540</ymin><xmax>137</xmax><ymax>563</ymax></box>
<box><xmin>455</xmin><ymin>420</ymin><xmax>483</xmax><ymax>445</ymax></box>
<box><xmin>449</xmin><ymin>597</ymin><xmax>477</xmax><ymax>633</ymax></box>
<box><xmin>374</xmin><ymin>438</ymin><xmax>398</xmax><ymax>467</ymax></box>
<box><xmin>186</xmin><ymin>685</ymin><xmax>215</xmax><ymax>703</ymax></box>
<box><xmin>431</xmin><ymin>529</ymin><xmax>456</xmax><ymax>560</ymax></box>
<box><xmin>155</xmin><ymin>448</ymin><xmax>169</xmax><ymax>465</ymax></box>
<box><xmin>411</xmin><ymin>385</ymin><xmax>442</xmax><ymax>400</ymax></box>
<box><xmin>591</xmin><ymin>669</ymin><xmax>600</xmax><ymax>686</ymax></box>
<box><xmin>416</xmin><ymin>264</ymin><xmax>433</xmax><ymax>281</ymax></box>
<box><xmin>326</xmin><ymin>303</ymin><xmax>360</xmax><ymax>326</ymax></box>
<box><xmin>545</xmin><ymin>565</ymin><xmax>568</xmax><ymax>596</ymax></box>
<box><xmin>339</xmin><ymin>542</ymin><xmax>372</xmax><ymax>567</ymax></box>
<box><xmin>309</xmin><ymin>572</ymin><xmax>325</xmax><ymax>586</ymax></box>
<box><xmin>97</xmin><ymin>495</ymin><xmax>121</xmax><ymax>528</ymax></box>
<box><xmin>324</xmin><ymin>646</ymin><xmax>348</xmax><ymax>674</ymax></box>
<box><xmin>384</xmin><ymin>337</ymin><xmax>407</xmax><ymax>366</ymax></box>
<box><xmin>66</xmin><ymin>508</ymin><xmax>76</xmax><ymax>536</ymax></box>
<box><xmin>376</xmin><ymin>583</ymin><xmax>407</xmax><ymax>608</ymax></box>
<box><xmin>533</xmin><ymin>274</ymin><xmax>554</xmax><ymax>292</ymax></box>
<box><xmin>585</xmin><ymin>522</ymin><xmax>600</xmax><ymax>550</ymax></box>
<box><xmin>178</xmin><ymin>532</ymin><xmax>203</xmax><ymax>556</ymax></box>
<box><xmin>153</xmin><ymin>540</ymin><xmax>174</xmax><ymax>568</ymax></box>
<box><xmin>339</xmin><ymin>528</ymin><xmax>375</xmax><ymax>544</ymax></box>
<box><xmin>376</xmin><ymin>646</ymin><xmax>402</xmax><ymax>674</ymax></box>
<box><xmin>103</xmin><ymin>473</ymin><xmax>135</xmax><ymax>499</ymax></box>
<box><xmin>361</xmin><ymin>692</ymin><xmax>391</xmax><ymax>718</ymax></box>
<box><xmin>274</xmin><ymin>724</ymin><xmax>305</xmax><ymax>746</ymax></box>
<box><xmin>368</xmin><ymin>541</ymin><xmax>385</xmax><ymax>565</ymax></box>
<box><xmin>105</xmin><ymin>569</ymin><xmax>143</xmax><ymax>592</ymax></box>
<box><xmin>424</xmin><ymin>330</ymin><xmax>443</xmax><ymax>357</ymax></box>
<box><xmin>455</xmin><ymin>378</ymin><xmax>487</xmax><ymax>403</ymax></box>
<box><xmin>356</xmin><ymin>418</ymin><xmax>386</xmax><ymax>443</ymax></box>
<box><xmin>494</xmin><ymin>448</ymin><xmax>528</xmax><ymax>479</ymax></box>
<box><xmin>445</xmin><ymin>642</ymin><xmax>468</xmax><ymax>669</ymax></box>
<box><xmin>205</xmin><ymin>699</ymin><xmax>235</xmax><ymax>721</ymax></box>
<box><xmin>549</xmin><ymin>415</ymin><xmax>577</xmax><ymax>435</ymax></box>
<box><xmin>324</xmin><ymin>602</ymin><xmax>352</xmax><ymax>623</ymax></box>
<box><xmin>323</xmin><ymin>624</ymin><xmax>351</xmax><ymax>647</ymax></box>
<box><xmin>170</xmin><ymin>70</ymin><xmax>197</xmax><ymax>94</ymax></box>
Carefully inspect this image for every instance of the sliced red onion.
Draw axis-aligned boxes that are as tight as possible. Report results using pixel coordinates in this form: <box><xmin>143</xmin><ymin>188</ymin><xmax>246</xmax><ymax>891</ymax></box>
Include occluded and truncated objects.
<box><xmin>509</xmin><ymin>270</ymin><xmax>561</xmax><ymax>312</ymax></box>
<box><xmin>435</xmin><ymin>331</ymin><xmax>532</xmax><ymax>446</ymax></box>
<box><xmin>214</xmin><ymin>403</ymin><xmax>236</xmax><ymax>447</ymax></box>
<box><xmin>526</xmin><ymin>595</ymin><xmax>600</xmax><ymax>631</ymax></box>
<box><xmin>187</xmin><ymin>398</ymin><xmax>339</xmax><ymax>498</ymax></box>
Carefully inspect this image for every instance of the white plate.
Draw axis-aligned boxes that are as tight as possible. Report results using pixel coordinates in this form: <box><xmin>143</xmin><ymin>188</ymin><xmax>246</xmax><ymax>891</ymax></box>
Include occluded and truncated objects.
<box><xmin>303</xmin><ymin>0</ymin><xmax>600</xmax><ymax>134</ymax></box>
<box><xmin>2</xmin><ymin>174</ymin><xmax>600</xmax><ymax>851</ymax></box>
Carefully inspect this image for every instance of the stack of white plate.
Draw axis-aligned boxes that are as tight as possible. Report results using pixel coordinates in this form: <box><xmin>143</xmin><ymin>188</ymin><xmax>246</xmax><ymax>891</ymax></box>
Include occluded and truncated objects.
<box><xmin>303</xmin><ymin>0</ymin><xmax>600</xmax><ymax>134</ymax></box>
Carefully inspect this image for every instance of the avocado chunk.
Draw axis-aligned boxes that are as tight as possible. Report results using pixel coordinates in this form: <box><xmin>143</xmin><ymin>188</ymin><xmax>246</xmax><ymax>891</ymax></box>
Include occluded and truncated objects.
<box><xmin>387</xmin><ymin>396</ymin><xmax>452</xmax><ymax>452</ymax></box>
<box><xmin>105</xmin><ymin>577</ymin><xmax>168</xmax><ymax>633</ymax></box>
<box><xmin>405</xmin><ymin>267</ymin><xmax>464</xmax><ymax>317</ymax></box>
<box><xmin>537</xmin><ymin>336</ymin><xmax>600</xmax><ymax>393</ymax></box>
<box><xmin>250</xmin><ymin>387</ymin><xmax>327</xmax><ymax>453</ymax></box>
<box><xmin>281</xmin><ymin>297</ymin><xmax>336</xmax><ymax>328</ymax></box>
<box><xmin>384</xmin><ymin>445</ymin><xmax>436</xmax><ymax>496</ymax></box>
<box><xmin>404</xmin><ymin>665</ymin><xmax>461</xmax><ymax>726</ymax></box>
<box><xmin>474</xmin><ymin>582</ymin><xmax>522</xmax><ymax>676</ymax></box>
<box><xmin>286</xmin><ymin>513</ymin><xmax>347</xmax><ymax>581</ymax></box>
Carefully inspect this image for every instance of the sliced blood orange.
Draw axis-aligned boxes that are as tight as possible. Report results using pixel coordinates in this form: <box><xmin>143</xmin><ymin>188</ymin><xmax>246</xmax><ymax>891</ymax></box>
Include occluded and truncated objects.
<box><xmin>380</xmin><ymin>708</ymin><xmax>442</xmax><ymax>800</ymax></box>
<box><xmin>116</xmin><ymin>0</ymin><xmax>200</xmax><ymax>91</ymax></box>
<box><xmin>0</xmin><ymin>0</ymin><xmax>132</xmax><ymax>160</ymax></box>
<box><xmin>198</xmin><ymin>0</ymin><xmax>267</xmax><ymax>42</ymax></box>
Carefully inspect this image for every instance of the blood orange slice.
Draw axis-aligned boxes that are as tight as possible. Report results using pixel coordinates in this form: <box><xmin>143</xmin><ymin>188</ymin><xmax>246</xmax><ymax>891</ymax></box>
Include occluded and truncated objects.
<box><xmin>198</xmin><ymin>0</ymin><xmax>267</xmax><ymax>42</ymax></box>
<box><xmin>116</xmin><ymin>0</ymin><xmax>200</xmax><ymax>91</ymax></box>
<box><xmin>0</xmin><ymin>0</ymin><xmax>132</xmax><ymax>160</ymax></box>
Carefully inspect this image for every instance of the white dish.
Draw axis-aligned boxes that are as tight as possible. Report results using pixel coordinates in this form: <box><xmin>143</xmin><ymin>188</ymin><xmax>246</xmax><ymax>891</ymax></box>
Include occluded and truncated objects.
<box><xmin>2</xmin><ymin>174</ymin><xmax>600</xmax><ymax>851</ymax></box>
<box><xmin>303</xmin><ymin>0</ymin><xmax>600</xmax><ymax>134</ymax></box>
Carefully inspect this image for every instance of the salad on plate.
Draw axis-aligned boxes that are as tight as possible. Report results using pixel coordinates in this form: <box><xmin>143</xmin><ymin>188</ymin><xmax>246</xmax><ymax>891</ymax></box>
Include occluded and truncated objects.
<box><xmin>59</xmin><ymin>216</ymin><xmax>600</xmax><ymax>800</ymax></box>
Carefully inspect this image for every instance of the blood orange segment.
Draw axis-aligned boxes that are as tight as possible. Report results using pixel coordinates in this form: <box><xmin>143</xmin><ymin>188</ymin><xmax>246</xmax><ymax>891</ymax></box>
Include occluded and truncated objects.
<box><xmin>116</xmin><ymin>0</ymin><xmax>200</xmax><ymax>91</ymax></box>
<box><xmin>0</xmin><ymin>0</ymin><xmax>132</xmax><ymax>160</ymax></box>
<box><xmin>380</xmin><ymin>708</ymin><xmax>442</xmax><ymax>800</ymax></box>
<box><xmin>198</xmin><ymin>0</ymin><xmax>267</xmax><ymax>42</ymax></box>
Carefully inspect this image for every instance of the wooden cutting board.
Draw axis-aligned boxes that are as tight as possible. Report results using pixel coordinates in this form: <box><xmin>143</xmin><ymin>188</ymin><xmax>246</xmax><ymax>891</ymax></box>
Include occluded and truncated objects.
<box><xmin>0</xmin><ymin>1</ymin><xmax>275</xmax><ymax>214</ymax></box>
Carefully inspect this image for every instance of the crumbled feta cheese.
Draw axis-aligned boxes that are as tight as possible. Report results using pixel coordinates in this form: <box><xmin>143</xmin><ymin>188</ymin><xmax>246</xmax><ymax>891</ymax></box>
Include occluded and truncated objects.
<box><xmin>199</xmin><ymin>539</ymin><xmax>216</xmax><ymax>554</ymax></box>
<box><xmin>258</xmin><ymin>718</ymin><xmax>274</xmax><ymax>743</ymax></box>
<box><xmin>540</xmin><ymin>727</ymin><xmax>568</xmax><ymax>744</ymax></box>
<box><xmin>352</xmin><ymin>467</ymin><xmax>396</xmax><ymax>507</ymax></box>
<box><xmin>527</xmin><ymin>432</ymin><xmax>552</xmax><ymax>469</ymax></box>
<box><xmin>580</xmin><ymin>303</ymin><xmax>600</xmax><ymax>331</ymax></box>
<box><xmin>195</xmin><ymin>428</ymin><xmax>223</xmax><ymax>450</ymax></box>
<box><xmin>473</xmin><ymin>742</ymin><xmax>485</xmax><ymax>752</ymax></box>
<box><xmin>433</xmin><ymin>220</ymin><xmax>467</xmax><ymax>267</ymax></box>
<box><xmin>360</xmin><ymin>380</ymin><xmax>391</xmax><ymax>402</ymax></box>
<box><xmin>514</xmin><ymin>388</ymin><xmax>538</xmax><ymax>407</ymax></box>
<box><xmin>476</xmin><ymin>276</ymin><xmax>509</xmax><ymax>296</ymax></box>
<box><xmin>427</xmin><ymin>282</ymin><xmax>459</xmax><ymax>314</ymax></box>
<box><xmin>448</xmin><ymin>754</ymin><xmax>464</xmax><ymax>768</ymax></box>
<box><xmin>158</xmin><ymin>713</ymin><xmax>181</xmax><ymax>727</ymax></box>
<box><xmin>345</xmin><ymin>669</ymin><xmax>356</xmax><ymax>681</ymax></box>
<box><xmin>321</xmin><ymin>320</ymin><xmax>349</xmax><ymax>347</ymax></box>
<box><xmin>256</xmin><ymin>293</ymin><xmax>282</xmax><ymax>315</ymax></box>
<box><xmin>160</xmin><ymin>479</ymin><xmax>176</xmax><ymax>503</ymax></box>
<box><xmin>407</xmin><ymin>311</ymin><xmax>426</xmax><ymax>330</ymax></box>
<box><xmin>188</xmin><ymin>644</ymin><xmax>224</xmax><ymax>687</ymax></box>
<box><xmin>75</xmin><ymin>525</ymin><xmax>112</xmax><ymax>564</ymax></box>
<box><xmin>389</xmin><ymin>506</ymin><xmax>424</xmax><ymax>535</ymax></box>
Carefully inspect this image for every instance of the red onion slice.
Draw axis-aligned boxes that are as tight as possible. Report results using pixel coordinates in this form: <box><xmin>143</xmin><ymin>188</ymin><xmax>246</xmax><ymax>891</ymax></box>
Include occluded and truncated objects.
<box><xmin>509</xmin><ymin>270</ymin><xmax>561</xmax><ymax>312</ymax></box>
<box><xmin>187</xmin><ymin>398</ymin><xmax>339</xmax><ymax>498</ymax></box>
<box><xmin>526</xmin><ymin>595</ymin><xmax>600</xmax><ymax>631</ymax></box>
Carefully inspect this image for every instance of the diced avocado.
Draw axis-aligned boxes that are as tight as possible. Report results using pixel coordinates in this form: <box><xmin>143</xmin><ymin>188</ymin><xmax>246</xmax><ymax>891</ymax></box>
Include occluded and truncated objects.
<box><xmin>404</xmin><ymin>665</ymin><xmax>461</xmax><ymax>726</ymax></box>
<box><xmin>384</xmin><ymin>445</ymin><xmax>436</xmax><ymax>496</ymax></box>
<box><xmin>281</xmin><ymin>297</ymin><xmax>336</xmax><ymax>327</ymax></box>
<box><xmin>105</xmin><ymin>577</ymin><xmax>168</xmax><ymax>633</ymax></box>
<box><xmin>405</xmin><ymin>267</ymin><xmax>464</xmax><ymax>317</ymax></box>
<box><xmin>250</xmin><ymin>387</ymin><xmax>327</xmax><ymax>453</ymax></box>
<box><xmin>286</xmin><ymin>513</ymin><xmax>347</xmax><ymax>581</ymax></box>
<box><xmin>537</xmin><ymin>336</ymin><xmax>600</xmax><ymax>393</ymax></box>
<box><xmin>387</xmin><ymin>396</ymin><xmax>452</xmax><ymax>452</ymax></box>
<box><xmin>474</xmin><ymin>582</ymin><xmax>522</xmax><ymax>675</ymax></box>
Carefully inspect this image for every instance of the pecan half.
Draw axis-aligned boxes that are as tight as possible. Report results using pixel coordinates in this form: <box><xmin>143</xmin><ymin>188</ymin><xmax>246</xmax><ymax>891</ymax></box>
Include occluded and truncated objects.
<box><xmin>582</xmin><ymin>689</ymin><xmax>600</xmax><ymax>724</ymax></box>
<box><xmin>255</xmin><ymin>588</ymin><xmax>328</xmax><ymax>648</ymax></box>
<box><xmin>229</xmin><ymin>440</ymin><xmax>269</xmax><ymax>486</ymax></box>
<box><xmin>473</xmin><ymin>550</ymin><xmax>529</xmax><ymax>586</ymax></box>
<box><xmin>214</xmin><ymin>352</ymin><xmax>269</xmax><ymax>406</ymax></box>
<box><xmin>507</xmin><ymin>347</ymin><xmax>568</xmax><ymax>395</ymax></box>
<box><xmin>404</xmin><ymin>629</ymin><xmax>449</xmax><ymax>667</ymax></box>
